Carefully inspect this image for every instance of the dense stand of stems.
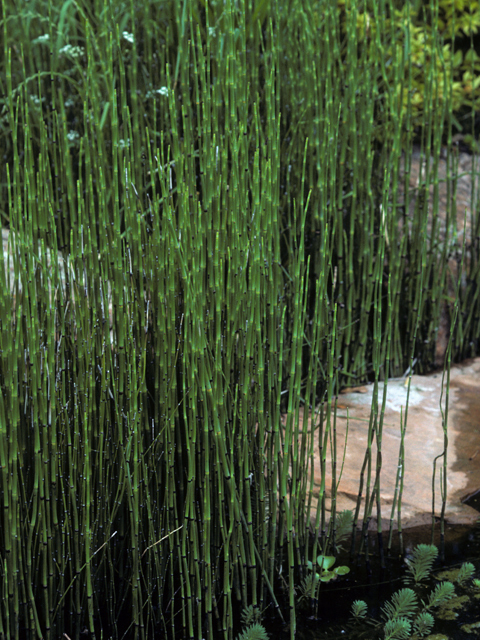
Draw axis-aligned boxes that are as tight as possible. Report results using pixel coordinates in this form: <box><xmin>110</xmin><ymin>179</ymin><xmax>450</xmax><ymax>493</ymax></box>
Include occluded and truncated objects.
<box><xmin>0</xmin><ymin>0</ymin><xmax>475</xmax><ymax>638</ymax></box>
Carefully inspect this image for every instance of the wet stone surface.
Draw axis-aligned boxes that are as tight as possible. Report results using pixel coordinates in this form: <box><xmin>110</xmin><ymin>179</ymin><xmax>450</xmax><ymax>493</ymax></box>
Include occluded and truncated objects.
<box><xmin>289</xmin><ymin>357</ymin><xmax>480</xmax><ymax>530</ymax></box>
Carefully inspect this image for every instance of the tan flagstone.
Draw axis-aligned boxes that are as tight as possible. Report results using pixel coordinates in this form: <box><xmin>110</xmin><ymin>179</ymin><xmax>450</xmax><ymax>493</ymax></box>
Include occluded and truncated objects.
<box><xmin>287</xmin><ymin>358</ymin><xmax>480</xmax><ymax>530</ymax></box>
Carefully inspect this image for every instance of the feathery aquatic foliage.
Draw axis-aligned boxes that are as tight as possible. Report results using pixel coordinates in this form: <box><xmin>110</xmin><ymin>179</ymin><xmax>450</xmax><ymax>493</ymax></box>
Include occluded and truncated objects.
<box><xmin>241</xmin><ymin>605</ymin><xmax>264</xmax><ymax>627</ymax></box>
<box><xmin>404</xmin><ymin>544</ymin><xmax>438</xmax><ymax>585</ymax></box>
<box><xmin>425</xmin><ymin>581</ymin><xmax>456</xmax><ymax>609</ymax></box>
<box><xmin>235</xmin><ymin>623</ymin><xmax>269</xmax><ymax>640</ymax></box>
<box><xmin>348</xmin><ymin>544</ymin><xmax>463</xmax><ymax>640</ymax></box>
<box><xmin>456</xmin><ymin>562</ymin><xmax>475</xmax><ymax>585</ymax></box>
<box><xmin>412</xmin><ymin>611</ymin><xmax>435</xmax><ymax>637</ymax></box>
<box><xmin>383</xmin><ymin>617</ymin><xmax>411</xmax><ymax>640</ymax></box>
<box><xmin>334</xmin><ymin>509</ymin><xmax>354</xmax><ymax>550</ymax></box>
<box><xmin>381</xmin><ymin>589</ymin><xmax>418</xmax><ymax>622</ymax></box>
<box><xmin>351</xmin><ymin>600</ymin><xmax>368</xmax><ymax>620</ymax></box>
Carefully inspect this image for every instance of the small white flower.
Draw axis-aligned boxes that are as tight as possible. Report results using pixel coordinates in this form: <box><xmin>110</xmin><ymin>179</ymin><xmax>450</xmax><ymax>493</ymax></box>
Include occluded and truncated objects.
<box><xmin>67</xmin><ymin>130</ymin><xmax>80</xmax><ymax>142</ymax></box>
<box><xmin>122</xmin><ymin>31</ymin><xmax>134</xmax><ymax>44</ymax></box>
<box><xmin>33</xmin><ymin>34</ymin><xmax>50</xmax><ymax>44</ymax></box>
<box><xmin>59</xmin><ymin>44</ymin><xmax>85</xmax><ymax>58</ymax></box>
<box><xmin>117</xmin><ymin>138</ymin><xmax>131</xmax><ymax>149</ymax></box>
<box><xmin>208</xmin><ymin>27</ymin><xmax>216</xmax><ymax>37</ymax></box>
<box><xmin>145</xmin><ymin>87</ymin><xmax>169</xmax><ymax>99</ymax></box>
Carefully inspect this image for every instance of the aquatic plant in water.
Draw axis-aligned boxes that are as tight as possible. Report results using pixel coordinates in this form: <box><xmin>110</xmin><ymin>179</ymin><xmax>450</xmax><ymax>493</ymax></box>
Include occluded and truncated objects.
<box><xmin>235</xmin><ymin>623</ymin><xmax>269</xmax><ymax>640</ymax></box>
<box><xmin>235</xmin><ymin>606</ymin><xmax>269</xmax><ymax>640</ymax></box>
<box><xmin>306</xmin><ymin>555</ymin><xmax>351</xmax><ymax>584</ymax></box>
<box><xmin>349</xmin><ymin>544</ymin><xmax>479</xmax><ymax>639</ymax></box>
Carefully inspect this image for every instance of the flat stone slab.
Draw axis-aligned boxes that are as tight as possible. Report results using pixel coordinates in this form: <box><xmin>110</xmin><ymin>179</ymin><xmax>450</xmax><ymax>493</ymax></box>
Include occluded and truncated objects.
<box><xmin>288</xmin><ymin>358</ymin><xmax>480</xmax><ymax>530</ymax></box>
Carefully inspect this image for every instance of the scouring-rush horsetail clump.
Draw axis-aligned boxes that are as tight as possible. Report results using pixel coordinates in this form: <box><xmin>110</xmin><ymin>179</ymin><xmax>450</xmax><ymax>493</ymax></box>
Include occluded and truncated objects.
<box><xmin>0</xmin><ymin>0</ymin><xmax>478</xmax><ymax>639</ymax></box>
